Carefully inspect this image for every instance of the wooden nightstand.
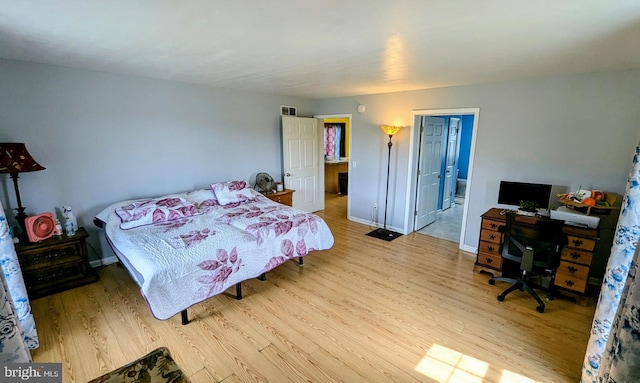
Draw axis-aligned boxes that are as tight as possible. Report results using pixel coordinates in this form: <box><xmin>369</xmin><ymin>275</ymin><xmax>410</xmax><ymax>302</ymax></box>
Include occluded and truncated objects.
<box><xmin>264</xmin><ymin>189</ymin><xmax>294</xmax><ymax>207</ymax></box>
<box><xmin>14</xmin><ymin>227</ymin><xmax>98</xmax><ymax>299</ymax></box>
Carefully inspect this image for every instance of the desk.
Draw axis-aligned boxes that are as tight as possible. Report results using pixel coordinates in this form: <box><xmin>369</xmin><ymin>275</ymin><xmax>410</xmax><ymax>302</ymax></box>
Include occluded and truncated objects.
<box><xmin>474</xmin><ymin>208</ymin><xmax>598</xmax><ymax>305</ymax></box>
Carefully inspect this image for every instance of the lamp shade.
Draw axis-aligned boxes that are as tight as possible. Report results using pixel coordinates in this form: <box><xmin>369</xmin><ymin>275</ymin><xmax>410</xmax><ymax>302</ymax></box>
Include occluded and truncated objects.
<box><xmin>0</xmin><ymin>143</ymin><xmax>45</xmax><ymax>174</ymax></box>
<box><xmin>381</xmin><ymin>125</ymin><xmax>401</xmax><ymax>136</ymax></box>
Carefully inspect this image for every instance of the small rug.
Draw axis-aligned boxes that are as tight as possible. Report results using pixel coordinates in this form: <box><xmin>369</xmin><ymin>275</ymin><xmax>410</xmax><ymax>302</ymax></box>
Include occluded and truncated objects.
<box><xmin>87</xmin><ymin>347</ymin><xmax>190</xmax><ymax>383</ymax></box>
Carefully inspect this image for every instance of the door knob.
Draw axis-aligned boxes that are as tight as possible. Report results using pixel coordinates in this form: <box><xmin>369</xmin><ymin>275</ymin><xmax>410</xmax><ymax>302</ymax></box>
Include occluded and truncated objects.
<box><xmin>285</xmin><ymin>173</ymin><xmax>291</xmax><ymax>177</ymax></box>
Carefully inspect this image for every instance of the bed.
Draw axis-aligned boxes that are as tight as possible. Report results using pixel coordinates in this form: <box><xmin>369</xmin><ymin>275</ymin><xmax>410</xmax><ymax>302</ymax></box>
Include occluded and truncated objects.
<box><xmin>94</xmin><ymin>181</ymin><xmax>334</xmax><ymax>324</ymax></box>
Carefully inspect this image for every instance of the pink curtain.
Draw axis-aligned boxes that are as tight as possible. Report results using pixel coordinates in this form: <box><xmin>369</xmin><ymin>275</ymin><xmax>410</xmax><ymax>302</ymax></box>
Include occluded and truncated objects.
<box><xmin>324</xmin><ymin>126</ymin><xmax>336</xmax><ymax>158</ymax></box>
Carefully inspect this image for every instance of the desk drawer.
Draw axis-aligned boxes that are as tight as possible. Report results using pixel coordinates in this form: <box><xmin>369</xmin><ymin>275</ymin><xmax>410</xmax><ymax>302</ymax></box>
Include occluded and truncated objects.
<box><xmin>478</xmin><ymin>241</ymin><xmax>500</xmax><ymax>256</ymax></box>
<box><xmin>566</xmin><ymin>235</ymin><xmax>596</xmax><ymax>252</ymax></box>
<box><xmin>477</xmin><ymin>250</ymin><xmax>502</xmax><ymax>270</ymax></box>
<box><xmin>560</xmin><ymin>247</ymin><xmax>593</xmax><ymax>266</ymax></box>
<box><xmin>481</xmin><ymin>219</ymin><xmax>503</xmax><ymax>232</ymax></box>
<box><xmin>480</xmin><ymin>230</ymin><xmax>502</xmax><ymax>244</ymax></box>
<box><xmin>554</xmin><ymin>261</ymin><xmax>589</xmax><ymax>293</ymax></box>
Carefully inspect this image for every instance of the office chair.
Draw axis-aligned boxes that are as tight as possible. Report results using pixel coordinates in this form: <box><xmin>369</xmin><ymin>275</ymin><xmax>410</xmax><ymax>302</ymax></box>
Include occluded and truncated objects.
<box><xmin>488</xmin><ymin>212</ymin><xmax>565</xmax><ymax>313</ymax></box>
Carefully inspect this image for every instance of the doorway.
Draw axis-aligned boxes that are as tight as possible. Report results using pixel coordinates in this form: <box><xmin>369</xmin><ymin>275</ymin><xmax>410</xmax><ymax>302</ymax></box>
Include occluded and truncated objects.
<box><xmin>315</xmin><ymin>114</ymin><xmax>352</xmax><ymax>218</ymax></box>
<box><xmin>409</xmin><ymin>108</ymin><xmax>479</xmax><ymax>246</ymax></box>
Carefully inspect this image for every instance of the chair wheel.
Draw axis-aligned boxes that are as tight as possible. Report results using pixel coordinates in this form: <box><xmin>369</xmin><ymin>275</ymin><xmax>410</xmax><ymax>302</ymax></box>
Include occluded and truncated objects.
<box><xmin>488</xmin><ymin>279</ymin><xmax>495</xmax><ymax>285</ymax></box>
<box><xmin>497</xmin><ymin>295</ymin><xmax>505</xmax><ymax>302</ymax></box>
<box><xmin>536</xmin><ymin>306</ymin><xmax>544</xmax><ymax>313</ymax></box>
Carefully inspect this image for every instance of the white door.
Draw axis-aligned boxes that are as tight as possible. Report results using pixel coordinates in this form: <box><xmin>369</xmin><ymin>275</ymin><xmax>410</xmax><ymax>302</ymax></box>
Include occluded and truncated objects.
<box><xmin>442</xmin><ymin>118</ymin><xmax>460</xmax><ymax>210</ymax></box>
<box><xmin>415</xmin><ymin>116</ymin><xmax>446</xmax><ymax>230</ymax></box>
<box><xmin>282</xmin><ymin>116</ymin><xmax>324</xmax><ymax>212</ymax></box>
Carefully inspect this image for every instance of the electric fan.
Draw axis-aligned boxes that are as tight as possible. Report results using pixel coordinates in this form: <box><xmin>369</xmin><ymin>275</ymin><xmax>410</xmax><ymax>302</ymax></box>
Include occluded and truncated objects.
<box><xmin>25</xmin><ymin>212</ymin><xmax>56</xmax><ymax>242</ymax></box>
<box><xmin>254</xmin><ymin>172</ymin><xmax>277</xmax><ymax>194</ymax></box>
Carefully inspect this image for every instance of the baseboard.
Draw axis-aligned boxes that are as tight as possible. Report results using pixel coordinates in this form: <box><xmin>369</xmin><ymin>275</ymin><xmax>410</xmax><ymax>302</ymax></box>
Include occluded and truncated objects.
<box><xmin>90</xmin><ymin>255</ymin><xmax>119</xmax><ymax>268</ymax></box>
<box><xmin>589</xmin><ymin>276</ymin><xmax>603</xmax><ymax>286</ymax></box>
<box><xmin>460</xmin><ymin>244</ymin><xmax>477</xmax><ymax>254</ymax></box>
<box><xmin>347</xmin><ymin>215</ymin><xmax>407</xmax><ymax>235</ymax></box>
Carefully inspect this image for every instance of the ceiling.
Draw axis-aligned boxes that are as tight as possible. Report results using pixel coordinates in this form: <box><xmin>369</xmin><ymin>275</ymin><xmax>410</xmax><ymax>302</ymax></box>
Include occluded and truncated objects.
<box><xmin>1</xmin><ymin>1</ymin><xmax>640</xmax><ymax>99</ymax></box>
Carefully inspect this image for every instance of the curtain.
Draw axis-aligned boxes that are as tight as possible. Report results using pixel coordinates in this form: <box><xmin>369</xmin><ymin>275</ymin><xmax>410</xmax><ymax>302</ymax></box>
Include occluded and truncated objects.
<box><xmin>324</xmin><ymin>124</ymin><xmax>347</xmax><ymax>159</ymax></box>
<box><xmin>324</xmin><ymin>126</ymin><xmax>335</xmax><ymax>158</ymax></box>
<box><xmin>0</xmin><ymin>199</ymin><xmax>38</xmax><ymax>363</ymax></box>
<box><xmin>581</xmin><ymin>143</ymin><xmax>640</xmax><ymax>382</ymax></box>
<box><xmin>334</xmin><ymin>126</ymin><xmax>342</xmax><ymax>159</ymax></box>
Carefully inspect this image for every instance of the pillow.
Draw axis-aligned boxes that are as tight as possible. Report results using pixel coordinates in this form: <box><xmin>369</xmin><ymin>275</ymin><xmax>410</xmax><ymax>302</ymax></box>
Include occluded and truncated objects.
<box><xmin>211</xmin><ymin>180</ymin><xmax>256</xmax><ymax>206</ymax></box>
<box><xmin>115</xmin><ymin>197</ymin><xmax>201</xmax><ymax>229</ymax></box>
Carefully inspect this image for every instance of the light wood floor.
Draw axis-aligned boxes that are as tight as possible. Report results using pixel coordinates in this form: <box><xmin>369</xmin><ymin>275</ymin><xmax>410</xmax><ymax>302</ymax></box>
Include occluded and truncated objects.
<box><xmin>31</xmin><ymin>194</ymin><xmax>596</xmax><ymax>382</ymax></box>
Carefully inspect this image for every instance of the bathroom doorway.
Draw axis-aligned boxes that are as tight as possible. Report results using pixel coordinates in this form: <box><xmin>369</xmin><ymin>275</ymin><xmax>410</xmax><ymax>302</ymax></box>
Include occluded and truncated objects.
<box><xmin>413</xmin><ymin>111</ymin><xmax>476</xmax><ymax>243</ymax></box>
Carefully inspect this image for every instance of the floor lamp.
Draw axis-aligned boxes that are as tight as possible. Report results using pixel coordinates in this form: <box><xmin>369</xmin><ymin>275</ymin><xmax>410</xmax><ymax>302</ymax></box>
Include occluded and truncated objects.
<box><xmin>367</xmin><ymin>125</ymin><xmax>403</xmax><ymax>241</ymax></box>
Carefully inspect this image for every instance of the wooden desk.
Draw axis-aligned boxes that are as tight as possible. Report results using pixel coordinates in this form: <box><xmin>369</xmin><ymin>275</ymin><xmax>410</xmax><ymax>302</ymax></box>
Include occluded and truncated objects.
<box><xmin>475</xmin><ymin>208</ymin><xmax>598</xmax><ymax>305</ymax></box>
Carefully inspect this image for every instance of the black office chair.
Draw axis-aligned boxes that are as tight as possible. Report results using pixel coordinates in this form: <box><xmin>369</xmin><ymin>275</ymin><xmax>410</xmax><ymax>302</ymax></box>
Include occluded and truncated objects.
<box><xmin>488</xmin><ymin>212</ymin><xmax>565</xmax><ymax>313</ymax></box>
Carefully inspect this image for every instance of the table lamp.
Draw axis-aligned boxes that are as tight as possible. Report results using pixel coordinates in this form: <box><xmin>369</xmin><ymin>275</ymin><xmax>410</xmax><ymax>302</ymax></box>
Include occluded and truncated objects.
<box><xmin>0</xmin><ymin>143</ymin><xmax>46</xmax><ymax>240</ymax></box>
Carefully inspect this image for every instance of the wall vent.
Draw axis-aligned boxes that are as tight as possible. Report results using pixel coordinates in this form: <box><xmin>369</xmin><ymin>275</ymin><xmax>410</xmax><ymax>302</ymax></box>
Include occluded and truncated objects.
<box><xmin>280</xmin><ymin>105</ymin><xmax>297</xmax><ymax>116</ymax></box>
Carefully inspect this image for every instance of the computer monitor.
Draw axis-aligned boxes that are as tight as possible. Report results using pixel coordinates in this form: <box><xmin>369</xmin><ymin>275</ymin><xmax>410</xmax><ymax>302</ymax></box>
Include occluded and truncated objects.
<box><xmin>497</xmin><ymin>181</ymin><xmax>553</xmax><ymax>210</ymax></box>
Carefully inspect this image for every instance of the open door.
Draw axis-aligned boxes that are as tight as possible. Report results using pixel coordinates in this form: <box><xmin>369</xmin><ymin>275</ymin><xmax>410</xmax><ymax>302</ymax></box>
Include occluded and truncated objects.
<box><xmin>442</xmin><ymin>117</ymin><xmax>460</xmax><ymax>210</ymax></box>
<box><xmin>414</xmin><ymin>116</ymin><xmax>446</xmax><ymax>230</ymax></box>
<box><xmin>282</xmin><ymin>116</ymin><xmax>324</xmax><ymax>212</ymax></box>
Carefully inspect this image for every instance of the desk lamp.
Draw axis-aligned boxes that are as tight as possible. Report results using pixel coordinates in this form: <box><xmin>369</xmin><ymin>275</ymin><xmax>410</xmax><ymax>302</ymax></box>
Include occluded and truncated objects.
<box><xmin>0</xmin><ymin>143</ymin><xmax>46</xmax><ymax>240</ymax></box>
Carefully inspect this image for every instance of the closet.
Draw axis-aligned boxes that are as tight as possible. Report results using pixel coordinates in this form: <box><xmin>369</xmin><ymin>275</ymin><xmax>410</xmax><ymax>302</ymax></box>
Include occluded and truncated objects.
<box><xmin>324</xmin><ymin>119</ymin><xmax>349</xmax><ymax>194</ymax></box>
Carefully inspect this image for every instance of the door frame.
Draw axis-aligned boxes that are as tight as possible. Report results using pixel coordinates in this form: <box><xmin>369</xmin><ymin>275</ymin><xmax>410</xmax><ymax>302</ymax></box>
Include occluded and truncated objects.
<box><xmin>405</xmin><ymin>108</ymin><xmax>480</xmax><ymax>250</ymax></box>
<box><xmin>314</xmin><ymin>113</ymin><xmax>352</xmax><ymax>217</ymax></box>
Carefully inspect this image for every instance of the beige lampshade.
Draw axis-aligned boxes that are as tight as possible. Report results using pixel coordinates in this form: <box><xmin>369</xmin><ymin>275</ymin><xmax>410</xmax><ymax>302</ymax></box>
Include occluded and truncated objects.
<box><xmin>0</xmin><ymin>143</ymin><xmax>46</xmax><ymax>174</ymax></box>
<box><xmin>381</xmin><ymin>125</ymin><xmax>401</xmax><ymax>136</ymax></box>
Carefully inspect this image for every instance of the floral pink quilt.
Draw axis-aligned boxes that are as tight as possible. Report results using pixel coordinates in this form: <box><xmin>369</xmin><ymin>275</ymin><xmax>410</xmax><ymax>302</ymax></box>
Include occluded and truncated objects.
<box><xmin>95</xmin><ymin>188</ymin><xmax>334</xmax><ymax>320</ymax></box>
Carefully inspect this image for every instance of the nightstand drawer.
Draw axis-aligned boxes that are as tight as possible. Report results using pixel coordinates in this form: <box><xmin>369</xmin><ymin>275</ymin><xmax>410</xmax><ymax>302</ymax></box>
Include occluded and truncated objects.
<box><xmin>23</xmin><ymin>259</ymin><xmax>88</xmax><ymax>287</ymax></box>
<box><xmin>264</xmin><ymin>189</ymin><xmax>294</xmax><ymax>207</ymax></box>
<box><xmin>18</xmin><ymin>242</ymin><xmax>83</xmax><ymax>268</ymax></box>
<box><xmin>270</xmin><ymin>193</ymin><xmax>291</xmax><ymax>206</ymax></box>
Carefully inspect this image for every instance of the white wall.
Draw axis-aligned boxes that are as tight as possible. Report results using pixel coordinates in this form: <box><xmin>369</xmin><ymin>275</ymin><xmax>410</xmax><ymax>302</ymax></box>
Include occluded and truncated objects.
<box><xmin>3</xmin><ymin>58</ymin><xmax>639</xmax><ymax>271</ymax></box>
<box><xmin>0</xmin><ymin>59</ymin><xmax>313</xmax><ymax>263</ymax></box>
<box><xmin>314</xmin><ymin>69</ymin><xmax>640</xmax><ymax>261</ymax></box>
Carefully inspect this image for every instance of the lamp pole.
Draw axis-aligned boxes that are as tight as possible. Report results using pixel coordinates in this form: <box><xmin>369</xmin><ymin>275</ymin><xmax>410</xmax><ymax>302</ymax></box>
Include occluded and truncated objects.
<box><xmin>9</xmin><ymin>173</ymin><xmax>27</xmax><ymax>225</ymax></box>
<box><xmin>381</xmin><ymin>134</ymin><xmax>393</xmax><ymax>234</ymax></box>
